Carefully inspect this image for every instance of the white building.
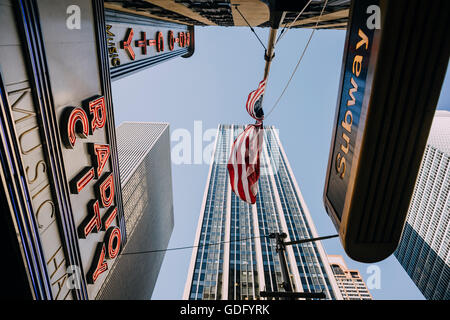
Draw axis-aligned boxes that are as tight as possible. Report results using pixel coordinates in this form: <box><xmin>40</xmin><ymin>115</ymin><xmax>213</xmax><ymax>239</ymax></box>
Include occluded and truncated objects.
<box><xmin>98</xmin><ymin>122</ymin><xmax>174</xmax><ymax>299</ymax></box>
<box><xmin>328</xmin><ymin>255</ymin><xmax>372</xmax><ymax>300</ymax></box>
<box><xmin>394</xmin><ymin>111</ymin><xmax>450</xmax><ymax>300</ymax></box>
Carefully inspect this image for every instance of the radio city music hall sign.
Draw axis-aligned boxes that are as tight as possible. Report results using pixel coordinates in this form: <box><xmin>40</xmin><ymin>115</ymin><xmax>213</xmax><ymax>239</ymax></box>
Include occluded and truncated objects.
<box><xmin>60</xmin><ymin>96</ymin><xmax>121</xmax><ymax>284</ymax></box>
<box><xmin>106</xmin><ymin>24</ymin><xmax>191</xmax><ymax>67</ymax></box>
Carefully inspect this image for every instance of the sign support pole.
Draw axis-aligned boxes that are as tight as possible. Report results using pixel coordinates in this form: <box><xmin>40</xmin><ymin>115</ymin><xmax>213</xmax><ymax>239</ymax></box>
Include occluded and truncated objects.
<box><xmin>260</xmin><ymin>232</ymin><xmax>338</xmax><ymax>300</ymax></box>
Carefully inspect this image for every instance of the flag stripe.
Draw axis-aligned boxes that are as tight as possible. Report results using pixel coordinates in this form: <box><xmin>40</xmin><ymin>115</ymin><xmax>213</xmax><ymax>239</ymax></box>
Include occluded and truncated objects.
<box><xmin>248</xmin><ymin>80</ymin><xmax>266</xmax><ymax>108</ymax></box>
<box><xmin>229</xmin><ymin>78</ymin><xmax>267</xmax><ymax>204</ymax></box>
<box><xmin>246</xmin><ymin>78</ymin><xmax>267</xmax><ymax>121</ymax></box>
<box><xmin>234</xmin><ymin>126</ymin><xmax>249</xmax><ymax>201</ymax></box>
<box><xmin>240</xmin><ymin>128</ymin><xmax>252</xmax><ymax>202</ymax></box>
<box><xmin>227</xmin><ymin>124</ymin><xmax>263</xmax><ymax>204</ymax></box>
<box><xmin>247</xmin><ymin>83</ymin><xmax>265</xmax><ymax>115</ymax></box>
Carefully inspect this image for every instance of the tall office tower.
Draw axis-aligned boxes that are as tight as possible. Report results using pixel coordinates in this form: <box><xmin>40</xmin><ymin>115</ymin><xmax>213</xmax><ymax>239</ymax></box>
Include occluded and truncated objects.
<box><xmin>183</xmin><ymin>124</ymin><xmax>342</xmax><ymax>300</ymax></box>
<box><xmin>328</xmin><ymin>255</ymin><xmax>372</xmax><ymax>300</ymax></box>
<box><xmin>394</xmin><ymin>111</ymin><xmax>450</xmax><ymax>300</ymax></box>
<box><xmin>105</xmin><ymin>0</ymin><xmax>351</xmax><ymax>30</ymax></box>
<box><xmin>97</xmin><ymin>122</ymin><xmax>174</xmax><ymax>299</ymax></box>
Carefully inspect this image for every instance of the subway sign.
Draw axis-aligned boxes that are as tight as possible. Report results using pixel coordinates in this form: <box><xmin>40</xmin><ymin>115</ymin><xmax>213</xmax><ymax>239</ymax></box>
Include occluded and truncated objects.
<box><xmin>324</xmin><ymin>0</ymin><xmax>449</xmax><ymax>263</ymax></box>
<box><xmin>324</xmin><ymin>0</ymin><xmax>378</xmax><ymax>223</ymax></box>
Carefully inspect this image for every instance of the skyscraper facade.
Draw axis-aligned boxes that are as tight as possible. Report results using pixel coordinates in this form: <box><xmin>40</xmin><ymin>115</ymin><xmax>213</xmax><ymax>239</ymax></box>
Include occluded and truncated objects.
<box><xmin>97</xmin><ymin>122</ymin><xmax>174</xmax><ymax>299</ymax></box>
<box><xmin>328</xmin><ymin>255</ymin><xmax>372</xmax><ymax>300</ymax></box>
<box><xmin>183</xmin><ymin>124</ymin><xmax>342</xmax><ymax>300</ymax></box>
<box><xmin>394</xmin><ymin>111</ymin><xmax>450</xmax><ymax>300</ymax></box>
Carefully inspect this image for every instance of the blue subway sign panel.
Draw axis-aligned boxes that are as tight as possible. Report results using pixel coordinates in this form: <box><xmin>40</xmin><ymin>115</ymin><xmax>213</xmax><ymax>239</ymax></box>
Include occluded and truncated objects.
<box><xmin>324</xmin><ymin>0</ymin><xmax>379</xmax><ymax>223</ymax></box>
<box><xmin>323</xmin><ymin>0</ymin><xmax>449</xmax><ymax>262</ymax></box>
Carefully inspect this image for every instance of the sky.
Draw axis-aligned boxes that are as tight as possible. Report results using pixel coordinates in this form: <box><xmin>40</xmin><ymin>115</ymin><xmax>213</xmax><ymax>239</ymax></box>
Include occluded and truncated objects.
<box><xmin>111</xmin><ymin>26</ymin><xmax>450</xmax><ymax>300</ymax></box>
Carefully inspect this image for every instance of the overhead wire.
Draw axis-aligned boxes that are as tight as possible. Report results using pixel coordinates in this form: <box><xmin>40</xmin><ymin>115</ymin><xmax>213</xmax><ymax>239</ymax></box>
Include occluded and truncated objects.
<box><xmin>121</xmin><ymin>0</ymin><xmax>333</xmax><ymax>258</ymax></box>
<box><xmin>275</xmin><ymin>0</ymin><xmax>313</xmax><ymax>45</ymax></box>
<box><xmin>120</xmin><ymin>235</ymin><xmax>266</xmax><ymax>256</ymax></box>
<box><xmin>233</xmin><ymin>4</ymin><xmax>267</xmax><ymax>51</ymax></box>
<box><xmin>120</xmin><ymin>232</ymin><xmax>339</xmax><ymax>256</ymax></box>
<box><xmin>265</xmin><ymin>0</ymin><xmax>329</xmax><ymax>119</ymax></box>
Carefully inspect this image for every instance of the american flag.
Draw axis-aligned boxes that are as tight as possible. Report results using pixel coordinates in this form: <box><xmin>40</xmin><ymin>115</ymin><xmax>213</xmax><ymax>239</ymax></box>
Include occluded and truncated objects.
<box><xmin>227</xmin><ymin>124</ymin><xmax>264</xmax><ymax>204</ymax></box>
<box><xmin>246</xmin><ymin>78</ymin><xmax>267</xmax><ymax>122</ymax></box>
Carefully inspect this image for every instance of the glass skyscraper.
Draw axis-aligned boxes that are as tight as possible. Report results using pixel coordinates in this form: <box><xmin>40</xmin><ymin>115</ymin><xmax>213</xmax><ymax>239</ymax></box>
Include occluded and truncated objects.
<box><xmin>183</xmin><ymin>124</ymin><xmax>342</xmax><ymax>300</ymax></box>
<box><xmin>395</xmin><ymin>111</ymin><xmax>450</xmax><ymax>300</ymax></box>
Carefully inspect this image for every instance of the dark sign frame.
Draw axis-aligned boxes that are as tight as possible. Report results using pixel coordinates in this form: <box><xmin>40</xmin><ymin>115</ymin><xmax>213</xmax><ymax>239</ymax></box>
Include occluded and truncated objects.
<box><xmin>324</xmin><ymin>0</ymin><xmax>450</xmax><ymax>262</ymax></box>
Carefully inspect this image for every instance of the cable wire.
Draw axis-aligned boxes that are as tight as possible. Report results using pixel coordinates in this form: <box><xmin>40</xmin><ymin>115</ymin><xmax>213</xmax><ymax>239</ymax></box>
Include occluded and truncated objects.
<box><xmin>120</xmin><ymin>235</ymin><xmax>266</xmax><ymax>256</ymax></box>
<box><xmin>265</xmin><ymin>0</ymin><xmax>329</xmax><ymax>119</ymax></box>
<box><xmin>233</xmin><ymin>4</ymin><xmax>267</xmax><ymax>51</ymax></box>
<box><xmin>120</xmin><ymin>232</ymin><xmax>339</xmax><ymax>256</ymax></box>
<box><xmin>275</xmin><ymin>0</ymin><xmax>313</xmax><ymax>45</ymax></box>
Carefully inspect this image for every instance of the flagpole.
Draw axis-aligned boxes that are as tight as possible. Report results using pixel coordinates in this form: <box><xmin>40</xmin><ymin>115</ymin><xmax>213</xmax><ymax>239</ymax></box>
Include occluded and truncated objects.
<box><xmin>263</xmin><ymin>27</ymin><xmax>278</xmax><ymax>80</ymax></box>
<box><xmin>261</xmin><ymin>10</ymin><xmax>285</xmax><ymax>112</ymax></box>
